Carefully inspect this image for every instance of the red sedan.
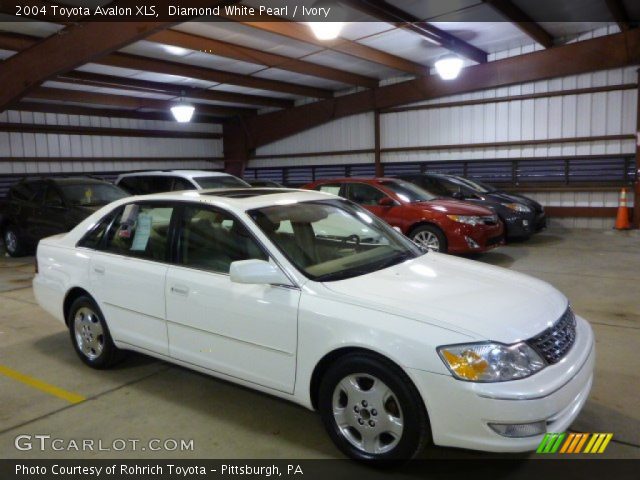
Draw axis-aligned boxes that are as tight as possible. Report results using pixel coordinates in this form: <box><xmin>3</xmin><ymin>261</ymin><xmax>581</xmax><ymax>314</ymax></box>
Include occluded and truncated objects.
<box><xmin>303</xmin><ymin>178</ymin><xmax>504</xmax><ymax>254</ymax></box>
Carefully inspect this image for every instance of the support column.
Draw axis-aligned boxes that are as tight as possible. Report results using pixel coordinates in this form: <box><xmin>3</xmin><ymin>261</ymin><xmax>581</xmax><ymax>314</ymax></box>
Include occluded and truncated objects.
<box><xmin>223</xmin><ymin>118</ymin><xmax>251</xmax><ymax>177</ymax></box>
<box><xmin>374</xmin><ymin>109</ymin><xmax>383</xmax><ymax>177</ymax></box>
<box><xmin>634</xmin><ymin>70</ymin><xmax>640</xmax><ymax>228</ymax></box>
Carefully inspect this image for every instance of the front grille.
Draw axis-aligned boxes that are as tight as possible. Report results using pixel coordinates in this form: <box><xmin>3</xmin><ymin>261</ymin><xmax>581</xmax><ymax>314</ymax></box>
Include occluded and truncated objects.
<box><xmin>527</xmin><ymin>308</ymin><xmax>577</xmax><ymax>364</ymax></box>
<box><xmin>481</xmin><ymin>215</ymin><xmax>498</xmax><ymax>225</ymax></box>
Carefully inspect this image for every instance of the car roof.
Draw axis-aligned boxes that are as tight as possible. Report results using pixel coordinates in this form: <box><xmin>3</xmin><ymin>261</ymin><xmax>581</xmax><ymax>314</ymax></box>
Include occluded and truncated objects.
<box><xmin>313</xmin><ymin>177</ymin><xmax>398</xmax><ymax>184</ymax></box>
<box><xmin>119</xmin><ymin>188</ymin><xmax>336</xmax><ymax>211</ymax></box>
<box><xmin>21</xmin><ymin>176</ymin><xmax>110</xmax><ymax>186</ymax></box>
<box><xmin>117</xmin><ymin>170</ymin><xmax>233</xmax><ymax>180</ymax></box>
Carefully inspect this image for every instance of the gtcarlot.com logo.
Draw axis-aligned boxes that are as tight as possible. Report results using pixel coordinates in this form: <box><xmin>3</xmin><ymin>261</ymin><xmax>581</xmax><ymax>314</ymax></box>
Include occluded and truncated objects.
<box><xmin>536</xmin><ymin>432</ymin><xmax>613</xmax><ymax>454</ymax></box>
<box><xmin>14</xmin><ymin>434</ymin><xmax>194</xmax><ymax>452</ymax></box>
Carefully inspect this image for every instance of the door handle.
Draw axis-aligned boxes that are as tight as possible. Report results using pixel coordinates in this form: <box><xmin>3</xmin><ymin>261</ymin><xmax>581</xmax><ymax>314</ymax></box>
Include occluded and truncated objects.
<box><xmin>170</xmin><ymin>285</ymin><xmax>189</xmax><ymax>296</ymax></box>
<box><xmin>93</xmin><ymin>265</ymin><xmax>105</xmax><ymax>275</ymax></box>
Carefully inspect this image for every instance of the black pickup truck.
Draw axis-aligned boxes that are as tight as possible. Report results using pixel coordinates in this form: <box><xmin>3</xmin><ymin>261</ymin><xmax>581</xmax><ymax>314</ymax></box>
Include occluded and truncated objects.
<box><xmin>1</xmin><ymin>177</ymin><xmax>128</xmax><ymax>257</ymax></box>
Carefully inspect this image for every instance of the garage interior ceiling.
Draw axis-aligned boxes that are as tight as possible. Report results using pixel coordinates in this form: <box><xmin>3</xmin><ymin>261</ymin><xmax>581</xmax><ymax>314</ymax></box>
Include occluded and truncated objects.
<box><xmin>0</xmin><ymin>0</ymin><xmax>636</xmax><ymax>125</ymax></box>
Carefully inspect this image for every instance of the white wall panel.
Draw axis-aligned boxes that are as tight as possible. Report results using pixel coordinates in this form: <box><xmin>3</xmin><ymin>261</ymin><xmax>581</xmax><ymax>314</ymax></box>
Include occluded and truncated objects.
<box><xmin>255</xmin><ymin>112</ymin><xmax>374</xmax><ymax>156</ymax></box>
<box><xmin>0</xmin><ymin>109</ymin><xmax>223</xmax><ymax>175</ymax></box>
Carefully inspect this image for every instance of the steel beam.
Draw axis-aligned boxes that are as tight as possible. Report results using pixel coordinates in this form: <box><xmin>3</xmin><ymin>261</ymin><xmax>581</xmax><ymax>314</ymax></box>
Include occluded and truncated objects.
<box><xmin>483</xmin><ymin>0</ymin><xmax>554</xmax><ymax>48</ymax></box>
<box><xmin>26</xmin><ymin>87</ymin><xmax>256</xmax><ymax>118</ymax></box>
<box><xmin>148</xmin><ymin>30</ymin><xmax>379</xmax><ymax>88</ymax></box>
<box><xmin>57</xmin><ymin>71</ymin><xmax>294</xmax><ymax>109</ymax></box>
<box><xmin>238</xmin><ymin>29</ymin><xmax>640</xmax><ymax>150</ymax></box>
<box><xmin>343</xmin><ymin>0</ymin><xmax>488</xmax><ymax>64</ymax></box>
<box><xmin>0</xmin><ymin>21</ymin><xmax>178</xmax><ymax>111</ymax></box>
<box><xmin>233</xmin><ymin>19</ymin><xmax>427</xmax><ymax>76</ymax></box>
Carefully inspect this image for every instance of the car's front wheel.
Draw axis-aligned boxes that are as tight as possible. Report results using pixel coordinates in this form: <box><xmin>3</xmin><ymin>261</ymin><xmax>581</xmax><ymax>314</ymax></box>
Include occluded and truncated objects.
<box><xmin>3</xmin><ymin>225</ymin><xmax>25</xmax><ymax>257</ymax></box>
<box><xmin>409</xmin><ymin>224</ymin><xmax>447</xmax><ymax>253</ymax></box>
<box><xmin>68</xmin><ymin>296</ymin><xmax>122</xmax><ymax>369</ymax></box>
<box><xmin>318</xmin><ymin>352</ymin><xmax>430</xmax><ymax>462</ymax></box>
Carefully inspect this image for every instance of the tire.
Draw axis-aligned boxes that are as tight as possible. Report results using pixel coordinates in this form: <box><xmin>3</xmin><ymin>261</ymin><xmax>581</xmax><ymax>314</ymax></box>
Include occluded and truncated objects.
<box><xmin>3</xmin><ymin>225</ymin><xmax>25</xmax><ymax>257</ymax></box>
<box><xmin>409</xmin><ymin>224</ymin><xmax>447</xmax><ymax>253</ymax></box>
<box><xmin>68</xmin><ymin>295</ymin><xmax>123</xmax><ymax>369</ymax></box>
<box><xmin>318</xmin><ymin>352</ymin><xmax>430</xmax><ymax>462</ymax></box>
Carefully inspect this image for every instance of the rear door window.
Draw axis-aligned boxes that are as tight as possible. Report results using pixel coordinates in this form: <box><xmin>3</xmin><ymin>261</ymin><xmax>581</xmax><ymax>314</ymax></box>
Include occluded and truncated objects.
<box><xmin>172</xmin><ymin>177</ymin><xmax>197</xmax><ymax>191</ymax></box>
<box><xmin>103</xmin><ymin>203</ymin><xmax>175</xmax><ymax>262</ymax></box>
<box><xmin>316</xmin><ymin>184</ymin><xmax>342</xmax><ymax>196</ymax></box>
<box><xmin>9</xmin><ymin>182</ymin><xmax>36</xmax><ymax>201</ymax></box>
<box><xmin>345</xmin><ymin>183</ymin><xmax>385</xmax><ymax>206</ymax></box>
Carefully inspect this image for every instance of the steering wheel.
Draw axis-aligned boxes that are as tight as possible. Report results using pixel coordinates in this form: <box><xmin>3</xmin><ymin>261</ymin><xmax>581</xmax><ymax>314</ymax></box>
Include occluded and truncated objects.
<box><xmin>342</xmin><ymin>234</ymin><xmax>361</xmax><ymax>247</ymax></box>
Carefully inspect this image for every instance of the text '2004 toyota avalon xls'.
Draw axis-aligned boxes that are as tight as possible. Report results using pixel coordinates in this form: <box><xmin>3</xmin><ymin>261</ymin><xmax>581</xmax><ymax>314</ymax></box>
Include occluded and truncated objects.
<box><xmin>33</xmin><ymin>188</ymin><xmax>594</xmax><ymax>462</ymax></box>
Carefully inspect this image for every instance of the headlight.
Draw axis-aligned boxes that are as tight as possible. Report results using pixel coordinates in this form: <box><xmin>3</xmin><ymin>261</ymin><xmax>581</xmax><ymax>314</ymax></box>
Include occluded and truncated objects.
<box><xmin>447</xmin><ymin>215</ymin><xmax>484</xmax><ymax>226</ymax></box>
<box><xmin>437</xmin><ymin>342</ymin><xmax>545</xmax><ymax>382</ymax></box>
<box><xmin>501</xmin><ymin>202</ymin><xmax>531</xmax><ymax>213</ymax></box>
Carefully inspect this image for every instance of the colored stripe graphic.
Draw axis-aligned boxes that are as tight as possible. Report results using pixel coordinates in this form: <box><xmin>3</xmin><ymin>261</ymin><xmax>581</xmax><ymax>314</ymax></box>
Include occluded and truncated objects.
<box><xmin>560</xmin><ymin>433</ymin><xmax>576</xmax><ymax>453</ymax></box>
<box><xmin>584</xmin><ymin>433</ymin><xmax>614</xmax><ymax>453</ymax></box>
<box><xmin>573</xmin><ymin>433</ymin><xmax>589</xmax><ymax>453</ymax></box>
<box><xmin>537</xmin><ymin>433</ymin><xmax>565</xmax><ymax>453</ymax></box>
<box><xmin>537</xmin><ymin>433</ymin><xmax>613</xmax><ymax>454</ymax></box>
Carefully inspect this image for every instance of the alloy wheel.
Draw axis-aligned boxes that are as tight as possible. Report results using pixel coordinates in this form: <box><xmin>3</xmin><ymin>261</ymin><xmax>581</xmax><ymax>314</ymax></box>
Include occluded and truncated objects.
<box><xmin>74</xmin><ymin>307</ymin><xmax>105</xmax><ymax>361</ymax></box>
<box><xmin>332</xmin><ymin>373</ymin><xmax>404</xmax><ymax>455</ymax></box>
<box><xmin>4</xmin><ymin>230</ymin><xmax>17</xmax><ymax>254</ymax></box>
<box><xmin>412</xmin><ymin>231</ymin><xmax>440</xmax><ymax>251</ymax></box>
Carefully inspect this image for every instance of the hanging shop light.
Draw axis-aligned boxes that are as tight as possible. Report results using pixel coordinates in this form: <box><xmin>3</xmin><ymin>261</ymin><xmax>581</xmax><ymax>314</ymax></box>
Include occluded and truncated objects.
<box><xmin>434</xmin><ymin>54</ymin><xmax>464</xmax><ymax>80</ymax></box>
<box><xmin>307</xmin><ymin>22</ymin><xmax>345</xmax><ymax>40</ymax></box>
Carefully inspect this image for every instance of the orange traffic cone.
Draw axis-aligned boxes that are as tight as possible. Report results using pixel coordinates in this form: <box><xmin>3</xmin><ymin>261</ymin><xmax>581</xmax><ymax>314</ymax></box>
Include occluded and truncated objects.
<box><xmin>615</xmin><ymin>188</ymin><xmax>631</xmax><ymax>230</ymax></box>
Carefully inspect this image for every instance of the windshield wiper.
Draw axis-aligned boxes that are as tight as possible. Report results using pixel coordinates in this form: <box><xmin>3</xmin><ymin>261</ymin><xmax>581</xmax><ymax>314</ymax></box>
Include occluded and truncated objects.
<box><xmin>318</xmin><ymin>251</ymin><xmax>416</xmax><ymax>282</ymax></box>
<box><xmin>315</xmin><ymin>268</ymin><xmax>375</xmax><ymax>282</ymax></box>
<box><xmin>375</xmin><ymin>250</ymin><xmax>416</xmax><ymax>270</ymax></box>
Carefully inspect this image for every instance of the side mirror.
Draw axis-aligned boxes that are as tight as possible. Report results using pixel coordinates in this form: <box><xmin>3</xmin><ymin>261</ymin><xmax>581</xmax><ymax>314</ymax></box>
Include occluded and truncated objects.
<box><xmin>230</xmin><ymin>259</ymin><xmax>293</xmax><ymax>287</ymax></box>
<box><xmin>378</xmin><ymin>197</ymin><xmax>395</xmax><ymax>207</ymax></box>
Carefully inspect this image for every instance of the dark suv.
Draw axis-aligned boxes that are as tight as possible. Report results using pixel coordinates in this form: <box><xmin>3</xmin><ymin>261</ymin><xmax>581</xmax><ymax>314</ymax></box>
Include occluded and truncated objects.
<box><xmin>399</xmin><ymin>173</ymin><xmax>546</xmax><ymax>239</ymax></box>
<box><xmin>1</xmin><ymin>177</ymin><xmax>127</xmax><ymax>256</ymax></box>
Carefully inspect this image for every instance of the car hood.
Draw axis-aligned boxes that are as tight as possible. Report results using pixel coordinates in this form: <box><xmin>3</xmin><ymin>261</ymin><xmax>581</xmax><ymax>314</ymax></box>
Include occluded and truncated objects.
<box><xmin>415</xmin><ymin>199</ymin><xmax>494</xmax><ymax>216</ymax></box>
<box><xmin>321</xmin><ymin>253</ymin><xmax>567</xmax><ymax>343</ymax></box>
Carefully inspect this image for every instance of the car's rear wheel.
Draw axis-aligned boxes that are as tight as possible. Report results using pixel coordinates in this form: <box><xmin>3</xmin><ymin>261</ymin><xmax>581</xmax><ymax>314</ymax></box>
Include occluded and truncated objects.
<box><xmin>3</xmin><ymin>225</ymin><xmax>25</xmax><ymax>257</ymax></box>
<box><xmin>68</xmin><ymin>296</ymin><xmax>122</xmax><ymax>369</ymax></box>
<box><xmin>318</xmin><ymin>353</ymin><xmax>430</xmax><ymax>462</ymax></box>
<box><xmin>410</xmin><ymin>225</ymin><xmax>447</xmax><ymax>253</ymax></box>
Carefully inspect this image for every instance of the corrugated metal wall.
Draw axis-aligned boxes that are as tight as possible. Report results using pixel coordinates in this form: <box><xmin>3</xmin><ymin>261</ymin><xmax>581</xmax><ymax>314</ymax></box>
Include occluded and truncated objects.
<box><xmin>254</xmin><ymin>66</ymin><xmax>637</xmax><ymax>166</ymax></box>
<box><xmin>252</xmin><ymin>60</ymin><xmax>637</xmax><ymax>228</ymax></box>
<box><xmin>0</xmin><ymin>110</ymin><xmax>224</xmax><ymax>175</ymax></box>
<box><xmin>253</xmin><ymin>112</ymin><xmax>375</xmax><ymax>167</ymax></box>
<box><xmin>381</xmin><ymin>67</ymin><xmax>636</xmax><ymax>163</ymax></box>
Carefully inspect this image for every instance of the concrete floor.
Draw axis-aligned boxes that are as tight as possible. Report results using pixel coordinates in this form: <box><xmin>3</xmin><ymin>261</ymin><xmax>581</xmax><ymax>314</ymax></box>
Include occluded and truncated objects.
<box><xmin>0</xmin><ymin>227</ymin><xmax>638</xmax><ymax>460</ymax></box>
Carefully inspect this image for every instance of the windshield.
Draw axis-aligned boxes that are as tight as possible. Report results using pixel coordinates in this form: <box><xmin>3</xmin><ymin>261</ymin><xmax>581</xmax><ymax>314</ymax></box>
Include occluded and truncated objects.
<box><xmin>60</xmin><ymin>183</ymin><xmax>127</xmax><ymax>207</ymax></box>
<box><xmin>449</xmin><ymin>176</ymin><xmax>495</xmax><ymax>193</ymax></box>
<box><xmin>195</xmin><ymin>176</ymin><xmax>250</xmax><ymax>189</ymax></box>
<box><xmin>249</xmin><ymin>200</ymin><xmax>422</xmax><ymax>282</ymax></box>
<box><xmin>380</xmin><ymin>180</ymin><xmax>437</xmax><ymax>202</ymax></box>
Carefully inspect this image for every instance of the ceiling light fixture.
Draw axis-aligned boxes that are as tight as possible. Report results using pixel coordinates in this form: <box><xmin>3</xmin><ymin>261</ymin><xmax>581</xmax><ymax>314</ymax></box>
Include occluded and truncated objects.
<box><xmin>170</xmin><ymin>92</ymin><xmax>195</xmax><ymax>123</ymax></box>
<box><xmin>307</xmin><ymin>22</ymin><xmax>345</xmax><ymax>40</ymax></box>
<box><xmin>434</xmin><ymin>54</ymin><xmax>464</xmax><ymax>80</ymax></box>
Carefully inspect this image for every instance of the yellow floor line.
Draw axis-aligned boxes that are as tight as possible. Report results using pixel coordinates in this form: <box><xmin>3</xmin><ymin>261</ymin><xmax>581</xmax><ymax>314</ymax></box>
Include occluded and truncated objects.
<box><xmin>0</xmin><ymin>365</ymin><xmax>85</xmax><ymax>404</ymax></box>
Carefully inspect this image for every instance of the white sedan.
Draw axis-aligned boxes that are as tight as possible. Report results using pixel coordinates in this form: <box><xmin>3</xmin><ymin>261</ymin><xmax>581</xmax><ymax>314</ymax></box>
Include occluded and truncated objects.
<box><xmin>33</xmin><ymin>188</ymin><xmax>594</xmax><ymax>461</ymax></box>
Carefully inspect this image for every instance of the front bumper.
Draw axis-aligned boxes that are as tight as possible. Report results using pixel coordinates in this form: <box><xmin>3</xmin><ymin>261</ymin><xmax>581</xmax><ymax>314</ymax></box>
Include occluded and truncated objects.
<box><xmin>407</xmin><ymin>315</ymin><xmax>595</xmax><ymax>452</ymax></box>
<box><xmin>535</xmin><ymin>211</ymin><xmax>547</xmax><ymax>231</ymax></box>
<box><xmin>502</xmin><ymin>213</ymin><xmax>536</xmax><ymax>239</ymax></box>
<box><xmin>446</xmin><ymin>221</ymin><xmax>505</xmax><ymax>254</ymax></box>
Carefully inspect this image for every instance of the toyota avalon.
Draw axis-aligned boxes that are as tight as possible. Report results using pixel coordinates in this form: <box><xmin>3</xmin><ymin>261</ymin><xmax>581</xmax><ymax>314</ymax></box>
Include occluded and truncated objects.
<box><xmin>33</xmin><ymin>188</ymin><xmax>594</xmax><ymax>461</ymax></box>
